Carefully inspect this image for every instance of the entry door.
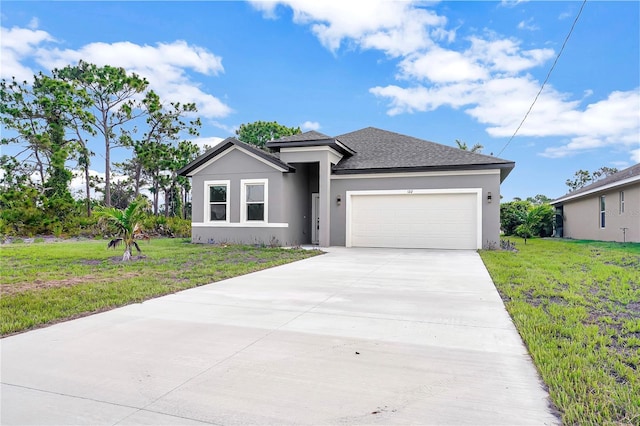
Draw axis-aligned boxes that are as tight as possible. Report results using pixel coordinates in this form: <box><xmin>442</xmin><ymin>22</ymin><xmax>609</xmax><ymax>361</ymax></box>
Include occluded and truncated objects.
<box><xmin>311</xmin><ymin>193</ymin><xmax>320</xmax><ymax>245</ymax></box>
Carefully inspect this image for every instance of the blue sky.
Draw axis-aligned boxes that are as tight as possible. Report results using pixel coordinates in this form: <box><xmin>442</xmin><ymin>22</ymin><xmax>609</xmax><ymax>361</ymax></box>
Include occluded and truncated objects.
<box><xmin>1</xmin><ymin>0</ymin><xmax>639</xmax><ymax>201</ymax></box>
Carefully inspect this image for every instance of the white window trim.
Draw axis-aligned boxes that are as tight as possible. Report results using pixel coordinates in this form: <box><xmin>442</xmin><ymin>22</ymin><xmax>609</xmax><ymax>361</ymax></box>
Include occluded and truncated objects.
<box><xmin>600</xmin><ymin>195</ymin><xmax>606</xmax><ymax>228</ymax></box>
<box><xmin>620</xmin><ymin>191</ymin><xmax>625</xmax><ymax>214</ymax></box>
<box><xmin>204</xmin><ymin>180</ymin><xmax>230</xmax><ymax>224</ymax></box>
<box><xmin>192</xmin><ymin>222</ymin><xmax>288</xmax><ymax>228</ymax></box>
<box><xmin>240</xmin><ymin>178</ymin><xmax>268</xmax><ymax>223</ymax></box>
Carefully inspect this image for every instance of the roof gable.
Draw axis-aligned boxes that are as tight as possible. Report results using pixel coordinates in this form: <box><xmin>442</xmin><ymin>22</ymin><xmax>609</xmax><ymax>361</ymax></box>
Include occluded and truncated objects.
<box><xmin>178</xmin><ymin>137</ymin><xmax>294</xmax><ymax>176</ymax></box>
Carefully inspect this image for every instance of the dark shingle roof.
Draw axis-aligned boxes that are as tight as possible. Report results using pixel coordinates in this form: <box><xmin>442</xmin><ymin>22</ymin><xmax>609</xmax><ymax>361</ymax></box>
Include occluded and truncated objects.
<box><xmin>273</xmin><ymin>130</ymin><xmax>332</xmax><ymax>143</ymax></box>
<box><xmin>178</xmin><ymin>137</ymin><xmax>294</xmax><ymax>176</ymax></box>
<box><xmin>552</xmin><ymin>163</ymin><xmax>640</xmax><ymax>204</ymax></box>
<box><xmin>333</xmin><ymin>127</ymin><xmax>514</xmax><ymax>179</ymax></box>
<box><xmin>180</xmin><ymin>127</ymin><xmax>516</xmax><ymax>181</ymax></box>
<box><xmin>267</xmin><ymin>130</ymin><xmax>356</xmax><ymax>156</ymax></box>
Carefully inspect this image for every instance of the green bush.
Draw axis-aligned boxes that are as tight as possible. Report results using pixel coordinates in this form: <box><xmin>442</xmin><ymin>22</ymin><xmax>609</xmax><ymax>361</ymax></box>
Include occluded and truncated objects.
<box><xmin>500</xmin><ymin>200</ymin><xmax>531</xmax><ymax>235</ymax></box>
<box><xmin>501</xmin><ymin>201</ymin><xmax>555</xmax><ymax>238</ymax></box>
<box><xmin>141</xmin><ymin>215</ymin><xmax>191</xmax><ymax>238</ymax></box>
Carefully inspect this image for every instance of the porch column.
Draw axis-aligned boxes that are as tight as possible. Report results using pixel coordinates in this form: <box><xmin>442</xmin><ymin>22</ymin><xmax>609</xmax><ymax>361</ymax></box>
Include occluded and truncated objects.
<box><xmin>318</xmin><ymin>156</ymin><xmax>331</xmax><ymax>247</ymax></box>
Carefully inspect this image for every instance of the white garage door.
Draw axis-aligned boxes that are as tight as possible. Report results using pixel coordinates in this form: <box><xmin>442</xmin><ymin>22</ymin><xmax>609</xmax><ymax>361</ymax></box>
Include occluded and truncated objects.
<box><xmin>348</xmin><ymin>191</ymin><xmax>479</xmax><ymax>249</ymax></box>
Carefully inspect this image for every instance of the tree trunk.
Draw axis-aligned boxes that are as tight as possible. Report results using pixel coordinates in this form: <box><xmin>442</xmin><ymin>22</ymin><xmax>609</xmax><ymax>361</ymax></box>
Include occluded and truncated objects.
<box><xmin>182</xmin><ymin>188</ymin><xmax>187</xmax><ymax>219</ymax></box>
<box><xmin>134</xmin><ymin>163</ymin><xmax>141</xmax><ymax>197</ymax></box>
<box><xmin>164</xmin><ymin>189</ymin><xmax>170</xmax><ymax>218</ymax></box>
<box><xmin>104</xmin><ymin>140</ymin><xmax>111</xmax><ymax>206</ymax></box>
<box><xmin>34</xmin><ymin>148</ymin><xmax>46</xmax><ymax>190</ymax></box>
<box><xmin>84</xmin><ymin>163</ymin><xmax>91</xmax><ymax>217</ymax></box>
<box><xmin>153</xmin><ymin>184</ymin><xmax>159</xmax><ymax>215</ymax></box>
<box><xmin>102</xmin><ymin>110</ymin><xmax>111</xmax><ymax>207</ymax></box>
<box><xmin>122</xmin><ymin>246</ymin><xmax>131</xmax><ymax>261</ymax></box>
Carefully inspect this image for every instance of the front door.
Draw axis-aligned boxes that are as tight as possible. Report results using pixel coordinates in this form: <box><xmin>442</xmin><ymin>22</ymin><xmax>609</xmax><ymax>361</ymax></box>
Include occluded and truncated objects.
<box><xmin>311</xmin><ymin>193</ymin><xmax>320</xmax><ymax>245</ymax></box>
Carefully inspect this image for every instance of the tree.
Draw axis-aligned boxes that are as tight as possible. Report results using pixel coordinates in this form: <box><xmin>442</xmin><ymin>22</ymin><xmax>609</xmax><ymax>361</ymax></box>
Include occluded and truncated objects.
<box><xmin>1</xmin><ymin>73</ymin><xmax>91</xmax><ymax>224</ymax></box>
<box><xmin>236</xmin><ymin>121</ymin><xmax>301</xmax><ymax>148</ymax></box>
<box><xmin>455</xmin><ymin>139</ymin><xmax>483</xmax><ymax>153</ymax></box>
<box><xmin>501</xmin><ymin>200</ymin><xmax>554</xmax><ymax>239</ymax></box>
<box><xmin>566</xmin><ymin>167</ymin><xmax>618</xmax><ymax>192</ymax></box>
<box><xmin>132</xmin><ymin>92</ymin><xmax>201</xmax><ymax>214</ymax></box>
<box><xmin>94</xmin><ymin>197</ymin><xmax>150</xmax><ymax>261</ymax></box>
<box><xmin>515</xmin><ymin>204</ymin><xmax>555</xmax><ymax>243</ymax></box>
<box><xmin>526</xmin><ymin>194</ymin><xmax>552</xmax><ymax>205</ymax></box>
<box><xmin>500</xmin><ymin>200</ymin><xmax>532</xmax><ymax>235</ymax></box>
<box><xmin>529</xmin><ymin>204</ymin><xmax>554</xmax><ymax>238</ymax></box>
<box><xmin>55</xmin><ymin>61</ymin><xmax>149</xmax><ymax>207</ymax></box>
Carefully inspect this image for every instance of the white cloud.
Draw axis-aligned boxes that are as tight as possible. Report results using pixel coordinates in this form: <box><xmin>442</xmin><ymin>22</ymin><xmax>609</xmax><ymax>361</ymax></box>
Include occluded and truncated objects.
<box><xmin>517</xmin><ymin>18</ymin><xmax>539</xmax><ymax>31</ymax></box>
<box><xmin>27</xmin><ymin>17</ymin><xmax>39</xmax><ymax>30</ymax></box>
<box><xmin>630</xmin><ymin>148</ymin><xmax>640</xmax><ymax>163</ymax></box>
<box><xmin>398</xmin><ymin>48</ymin><xmax>488</xmax><ymax>83</ymax></box>
<box><xmin>190</xmin><ymin>136</ymin><xmax>225</xmax><ymax>152</ymax></box>
<box><xmin>251</xmin><ymin>1</ymin><xmax>448</xmax><ymax>56</ymax></box>
<box><xmin>500</xmin><ymin>0</ymin><xmax>529</xmax><ymax>8</ymax></box>
<box><xmin>467</xmin><ymin>36</ymin><xmax>554</xmax><ymax>74</ymax></box>
<box><xmin>257</xmin><ymin>1</ymin><xmax>638</xmax><ymax>161</ymax></box>
<box><xmin>300</xmin><ymin>121</ymin><xmax>321</xmax><ymax>131</ymax></box>
<box><xmin>0</xmin><ymin>26</ymin><xmax>55</xmax><ymax>81</ymax></box>
<box><xmin>34</xmin><ymin>39</ymin><xmax>231</xmax><ymax>119</ymax></box>
<box><xmin>1</xmin><ymin>26</ymin><xmax>232</xmax><ymax>119</ymax></box>
<box><xmin>558</xmin><ymin>11</ymin><xmax>573</xmax><ymax>20</ymax></box>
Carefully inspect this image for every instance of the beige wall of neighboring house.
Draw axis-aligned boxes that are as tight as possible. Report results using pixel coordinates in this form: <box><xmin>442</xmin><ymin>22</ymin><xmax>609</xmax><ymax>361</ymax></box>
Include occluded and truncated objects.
<box><xmin>561</xmin><ymin>184</ymin><xmax>640</xmax><ymax>243</ymax></box>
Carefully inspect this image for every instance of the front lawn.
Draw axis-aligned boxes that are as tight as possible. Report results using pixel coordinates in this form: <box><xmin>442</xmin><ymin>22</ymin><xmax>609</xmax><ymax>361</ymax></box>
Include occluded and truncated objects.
<box><xmin>480</xmin><ymin>238</ymin><xmax>639</xmax><ymax>425</ymax></box>
<box><xmin>0</xmin><ymin>238</ymin><xmax>320</xmax><ymax>336</ymax></box>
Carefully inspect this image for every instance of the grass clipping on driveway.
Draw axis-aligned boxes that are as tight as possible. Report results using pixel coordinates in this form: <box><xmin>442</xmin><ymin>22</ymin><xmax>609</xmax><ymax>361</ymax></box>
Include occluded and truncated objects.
<box><xmin>480</xmin><ymin>238</ymin><xmax>639</xmax><ymax>426</ymax></box>
<box><xmin>0</xmin><ymin>238</ymin><xmax>319</xmax><ymax>336</ymax></box>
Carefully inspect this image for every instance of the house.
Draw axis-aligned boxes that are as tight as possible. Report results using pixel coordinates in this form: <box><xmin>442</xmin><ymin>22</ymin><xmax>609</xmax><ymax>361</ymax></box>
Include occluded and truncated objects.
<box><xmin>178</xmin><ymin>127</ymin><xmax>515</xmax><ymax>249</ymax></box>
<box><xmin>551</xmin><ymin>164</ymin><xmax>640</xmax><ymax>243</ymax></box>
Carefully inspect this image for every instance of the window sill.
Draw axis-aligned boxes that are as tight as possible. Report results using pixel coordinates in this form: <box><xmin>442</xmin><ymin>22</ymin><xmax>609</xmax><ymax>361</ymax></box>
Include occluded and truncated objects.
<box><xmin>193</xmin><ymin>222</ymin><xmax>289</xmax><ymax>228</ymax></box>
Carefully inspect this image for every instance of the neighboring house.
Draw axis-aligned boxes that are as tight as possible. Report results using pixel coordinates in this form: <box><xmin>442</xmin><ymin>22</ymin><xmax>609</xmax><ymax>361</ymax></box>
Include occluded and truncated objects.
<box><xmin>551</xmin><ymin>164</ymin><xmax>640</xmax><ymax>243</ymax></box>
<box><xmin>178</xmin><ymin>127</ymin><xmax>515</xmax><ymax>249</ymax></box>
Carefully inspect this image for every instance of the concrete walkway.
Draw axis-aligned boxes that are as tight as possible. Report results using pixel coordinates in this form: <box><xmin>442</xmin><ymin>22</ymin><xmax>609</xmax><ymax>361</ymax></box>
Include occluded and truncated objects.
<box><xmin>1</xmin><ymin>248</ymin><xmax>558</xmax><ymax>425</ymax></box>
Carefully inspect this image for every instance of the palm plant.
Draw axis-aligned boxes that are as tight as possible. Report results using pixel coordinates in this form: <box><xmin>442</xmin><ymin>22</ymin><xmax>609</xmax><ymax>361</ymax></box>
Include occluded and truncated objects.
<box><xmin>455</xmin><ymin>139</ymin><xmax>484</xmax><ymax>153</ymax></box>
<box><xmin>95</xmin><ymin>197</ymin><xmax>150</xmax><ymax>261</ymax></box>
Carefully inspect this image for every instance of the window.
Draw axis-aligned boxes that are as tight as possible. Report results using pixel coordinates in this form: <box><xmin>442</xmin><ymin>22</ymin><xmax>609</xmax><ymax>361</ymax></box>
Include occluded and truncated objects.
<box><xmin>205</xmin><ymin>180</ymin><xmax>229</xmax><ymax>222</ymax></box>
<box><xmin>620</xmin><ymin>191</ymin><xmax>625</xmax><ymax>214</ymax></box>
<box><xmin>241</xmin><ymin>179</ymin><xmax>268</xmax><ymax>222</ymax></box>
<box><xmin>600</xmin><ymin>195</ymin><xmax>606</xmax><ymax>228</ymax></box>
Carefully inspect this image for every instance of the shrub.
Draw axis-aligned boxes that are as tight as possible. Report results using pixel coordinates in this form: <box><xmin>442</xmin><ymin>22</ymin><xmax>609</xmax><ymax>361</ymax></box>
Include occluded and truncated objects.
<box><xmin>501</xmin><ymin>201</ymin><xmax>554</xmax><ymax>238</ymax></box>
<box><xmin>141</xmin><ymin>215</ymin><xmax>191</xmax><ymax>238</ymax></box>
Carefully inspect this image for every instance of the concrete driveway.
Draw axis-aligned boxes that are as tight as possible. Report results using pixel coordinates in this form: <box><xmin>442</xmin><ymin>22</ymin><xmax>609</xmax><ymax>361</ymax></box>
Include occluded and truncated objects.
<box><xmin>1</xmin><ymin>248</ymin><xmax>558</xmax><ymax>425</ymax></box>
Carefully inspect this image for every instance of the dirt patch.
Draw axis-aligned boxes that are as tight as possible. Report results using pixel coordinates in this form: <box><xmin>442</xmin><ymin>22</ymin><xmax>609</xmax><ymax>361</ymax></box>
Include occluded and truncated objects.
<box><xmin>1</xmin><ymin>272</ymin><xmax>143</xmax><ymax>296</ymax></box>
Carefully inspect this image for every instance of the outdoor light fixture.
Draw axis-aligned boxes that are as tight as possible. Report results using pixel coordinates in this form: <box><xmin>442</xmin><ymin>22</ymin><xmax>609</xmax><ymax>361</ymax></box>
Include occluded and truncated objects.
<box><xmin>337</xmin><ymin>195</ymin><xmax>342</xmax><ymax>206</ymax></box>
<box><xmin>487</xmin><ymin>192</ymin><xmax>492</xmax><ymax>203</ymax></box>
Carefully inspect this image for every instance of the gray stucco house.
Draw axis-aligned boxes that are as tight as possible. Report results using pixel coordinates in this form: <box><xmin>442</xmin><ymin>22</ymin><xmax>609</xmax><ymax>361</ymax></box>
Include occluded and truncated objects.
<box><xmin>551</xmin><ymin>163</ymin><xmax>639</xmax><ymax>243</ymax></box>
<box><xmin>178</xmin><ymin>127</ymin><xmax>515</xmax><ymax>249</ymax></box>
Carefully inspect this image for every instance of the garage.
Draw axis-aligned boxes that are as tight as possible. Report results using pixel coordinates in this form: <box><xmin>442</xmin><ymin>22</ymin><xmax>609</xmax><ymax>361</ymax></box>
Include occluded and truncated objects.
<box><xmin>346</xmin><ymin>189</ymin><xmax>481</xmax><ymax>249</ymax></box>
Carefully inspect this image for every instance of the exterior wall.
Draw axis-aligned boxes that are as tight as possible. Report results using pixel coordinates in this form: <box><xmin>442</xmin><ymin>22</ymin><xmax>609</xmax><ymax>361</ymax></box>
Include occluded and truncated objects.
<box><xmin>282</xmin><ymin>164</ymin><xmax>312</xmax><ymax>245</ymax></box>
<box><xmin>329</xmin><ymin>171</ymin><xmax>502</xmax><ymax>248</ymax></box>
<box><xmin>188</xmin><ymin>147</ymin><xmax>505</xmax><ymax>248</ymax></box>
<box><xmin>190</xmin><ymin>148</ymin><xmax>295</xmax><ymax>245</ymax></box>
<box><xmin>279</xmin><ymin>149</ymin><xmax>339</xmax><ymax>246</ymax></box>
<box><xmin>562</xmin><ymin>183</ymin><xmax>640</xmax><ymax>242</ymax></box>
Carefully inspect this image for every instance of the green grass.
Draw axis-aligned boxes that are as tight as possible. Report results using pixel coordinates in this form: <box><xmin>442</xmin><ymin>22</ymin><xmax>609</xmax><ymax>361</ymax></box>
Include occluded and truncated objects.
<box><xmin>480</xmin><ymin>238</ymin><xmax>640</xmax><ymax>426</ymax></box>
<box><xmin>0</xmin><ymin>238</ymin><xmax>320</xmax><ymax>336</ymax></box>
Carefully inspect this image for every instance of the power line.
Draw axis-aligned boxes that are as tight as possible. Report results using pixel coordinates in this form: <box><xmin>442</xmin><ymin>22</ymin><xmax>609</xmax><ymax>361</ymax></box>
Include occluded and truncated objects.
<box><xmin>497</xmin><ymin>0</ymin><xmax>587</xmax><ymax>157</ymax></box>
